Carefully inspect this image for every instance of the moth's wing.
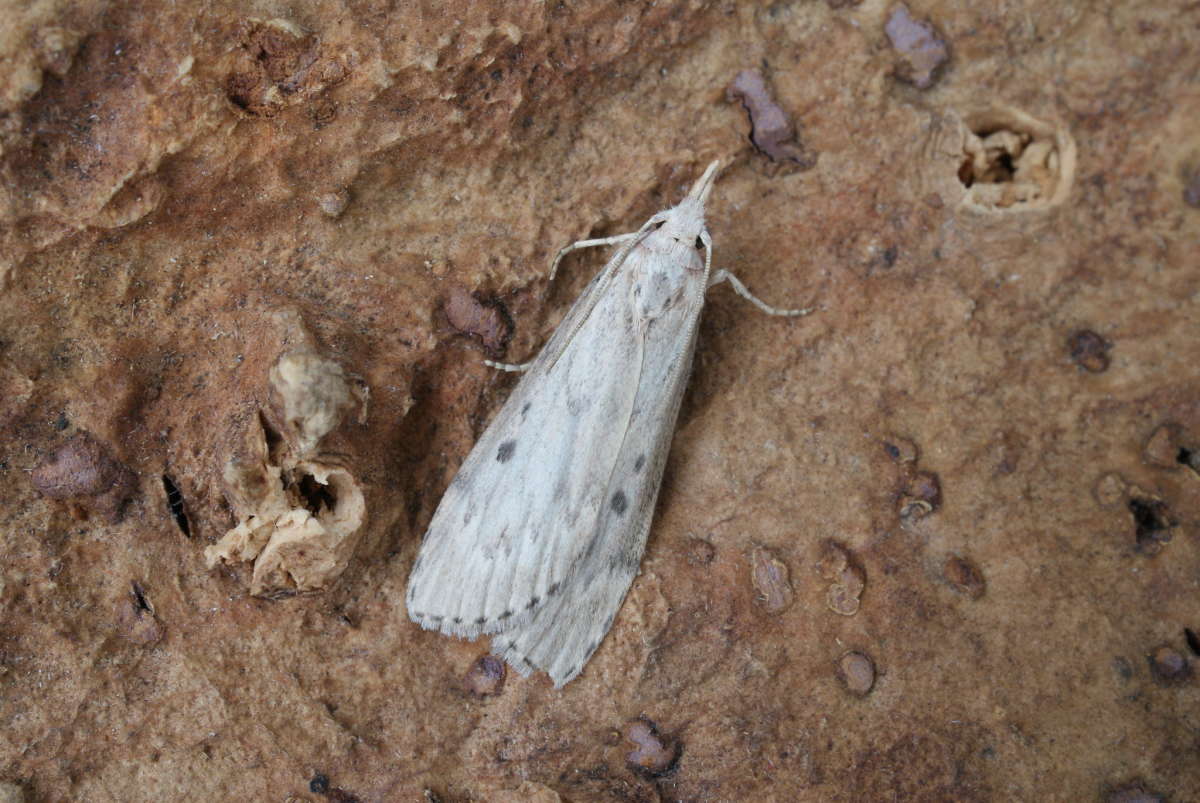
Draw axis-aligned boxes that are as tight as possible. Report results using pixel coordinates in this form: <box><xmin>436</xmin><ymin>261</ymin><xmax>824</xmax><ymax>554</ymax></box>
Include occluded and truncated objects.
<box><xmin>492</xmin><ymin>279</ymin><xmax>706</xmax><ymax>687</ymax></box>
<box><xmin>406</xmin><ymin>247</ymin><xmax>646</xmax><ymax>638</ymax></box>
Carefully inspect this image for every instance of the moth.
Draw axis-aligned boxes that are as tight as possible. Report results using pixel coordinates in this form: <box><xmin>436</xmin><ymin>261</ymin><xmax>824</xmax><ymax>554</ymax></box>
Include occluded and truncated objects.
<box><xmin>407</xmin><ymin>161</ymin><xmax>808</xmax><ymax>686</ymax></box>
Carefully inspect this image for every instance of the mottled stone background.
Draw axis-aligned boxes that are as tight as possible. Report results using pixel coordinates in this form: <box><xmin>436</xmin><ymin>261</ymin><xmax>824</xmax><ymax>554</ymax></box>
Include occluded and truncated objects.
<box><xmin>1</xmin><ymin>1</ymin><xmax>1197</xmax><ymax>800</ymax></box>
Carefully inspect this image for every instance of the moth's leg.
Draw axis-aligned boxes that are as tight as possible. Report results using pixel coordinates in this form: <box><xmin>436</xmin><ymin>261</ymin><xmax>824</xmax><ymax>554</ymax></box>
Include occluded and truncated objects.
<box><xmin>482</xmin><ymin>233</ymin><xmax>642</xmax><ymax>374</ymax></box>
<box><xmin>708</xmin><ymin>269</ymin><xmax>813</xmax><ymax>317</ymax></box>
<box><xmin>484</xmin><ymin>358</ymin><xmax>533</xmax><ymax>373</ymax></box>
<box><xmin>548</xmin><ymin>232</ymin><xmax>640</xmax><ymax>281</ymax></box>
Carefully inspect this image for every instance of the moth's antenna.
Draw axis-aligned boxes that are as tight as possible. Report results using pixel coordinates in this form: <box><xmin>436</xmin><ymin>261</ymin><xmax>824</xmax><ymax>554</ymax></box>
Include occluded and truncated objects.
<box><xmin>545</xmin><ymin>215</ymin><xmax>657</xmax><ymax>372</ymax></box>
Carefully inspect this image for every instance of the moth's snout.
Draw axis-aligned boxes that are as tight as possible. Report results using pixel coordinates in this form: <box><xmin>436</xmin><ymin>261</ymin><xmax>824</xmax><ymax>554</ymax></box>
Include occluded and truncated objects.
<box><xmin>686</xmin><ymin>160</ymin><xmax>721</xmax><ymax>204</ymax></box>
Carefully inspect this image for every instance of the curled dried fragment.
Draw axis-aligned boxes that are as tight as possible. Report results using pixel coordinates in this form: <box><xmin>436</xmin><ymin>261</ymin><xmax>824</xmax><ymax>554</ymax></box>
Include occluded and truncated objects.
<box><xmin>815</xmin><ymin>538</ymin><xmax>849</xmax><ymax>580</ymax></box>
<box><xmin>837</xmin><ymin>651</ymin><xmax>876</xmax><ymax>696</ymax></box>
<box><xmin>816</xmin><ymin>539</ymin><xmax>866</xmax><ymax>616</ymax></box>
<box><xmin>31</xmin><ymin>432</ymin><xmax>136</xmax><ymax>522</ymax></box>
<box><xmin>206</xmin><ymin>412</ymin><xmax>366</xmax><ymax>596</ymax></box>
<box><xmin>270</xmin><ymin>349</ymin><xmax>358</xmax><ymax>456</ymax></box>
<box><xmin>1142</xmin><ymin>424</ymin><xmax>1183</xmax><ymax>468</ymax></box>
<box><xmin>624</xmin><ymin>717</ymin><xmax>678</xmax><ymax>776</ymax></box>
<box><xmin>1147</xmin><ymin>645</ymin><xmax>1191</xmax><ymax>686</ymax></box>
<box><xmin>899</xmin><ymin>470</ymin><xmax>941</xmax><ymax>519</ymax></box>
<box><xmin>316</xmin><ymin>188</ymin><xmax>350</xmax><ymax>218</ymax></box>
<box><xmin>463</xmin><ymin>654</ymin><xmax>506</xmax><ymax>697</ymax></box>
<box><xmin>1068</xmin><ymin>329</ymin><xmax>1111</xmax><ymax>373</ymax></box>
<box><xmin>827</xmin><ymin>580</ymin><xmax>863</xmax><ymax>617</ymax></box>
<box><xmin>1092</xmin><ymin>472</ymin><xmax>1127</xmax><ymax>509</ymax></box>
<box><xmin>726</xmin><ymin>69</ymin><xmax>816</xmax><ymax>171</ymax></box>
<box><xmin>443</xmin><ymin>286</ymin><xmax>514</xmax><ymax>356</ymax></box>
<box><xmin>885</xmin><ymin>3</ymin><xmax>950</xmax><ymax>89</ymax></box>
<box><xmin>943</xmin><ymin>555</ymin><xmax>986</xmax><ymax>599</ymax></box>
<box><xmin>750</xmin><ymin>546</ymin><xmax>794</xmax><ymax>614</ymax></box>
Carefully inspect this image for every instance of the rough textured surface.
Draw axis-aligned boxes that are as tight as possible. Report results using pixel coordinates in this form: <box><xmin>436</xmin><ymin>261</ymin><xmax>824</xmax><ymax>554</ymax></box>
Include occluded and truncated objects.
<box><xmin>1</xmin><ymin>1</ymin><xmax>1197</xmax><ymax>800</ymax></box>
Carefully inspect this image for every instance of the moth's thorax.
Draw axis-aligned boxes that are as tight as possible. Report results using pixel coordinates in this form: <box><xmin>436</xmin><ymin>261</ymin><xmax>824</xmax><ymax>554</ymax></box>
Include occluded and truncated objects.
<box><xmin>637</xmin><ymin>226</ymin><xmax>705</xmax><ymax>266</ymax></box>
<box><xmin>631</xmin><ymin>226</ymin><xmax>704</xmax><ymax>321</ymax></box>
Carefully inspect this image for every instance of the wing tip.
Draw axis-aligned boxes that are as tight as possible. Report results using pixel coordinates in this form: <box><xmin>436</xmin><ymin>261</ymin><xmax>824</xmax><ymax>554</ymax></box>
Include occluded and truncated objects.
<box><xmin>491</xmin><ymin>631</ymin><xmax>591</xmax><ymax>688</ymax></box>
<box><xmin>493</xmin><ymin>639</ymin><xmax>539</xmax><ymax>680</ymax></box>
<box><xmin>408</xmin><ymin>605</ymin><xmax>544</xmax><ymax>641</ymax></box>
<box><xmin>406</xmin><ymin>573</ymin><xmax>559</xmax><ymax>638</ymax></box>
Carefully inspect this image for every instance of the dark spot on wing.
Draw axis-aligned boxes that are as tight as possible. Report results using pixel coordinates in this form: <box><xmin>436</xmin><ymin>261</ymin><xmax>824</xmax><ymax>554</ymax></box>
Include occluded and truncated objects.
<box><xmin>475</xmin><ymin>616</ymin><xmax>486</xmax><ymax>625</ymax></box>
<box><xmin>611</xmin><ymin>490</ymin><xmax>628</xmax><ymax>515</ymax></box>
<box><xmin>499</xmin><ymin>609</ymin><xmax>513</xmax><ymax>620</ymax></box>
<box><xmin>453</xmin><ymin>617</ymin><xmax>463</xmax><ymax>624</ymax></box>
<box><xmin>614</xmin><ymin>550</ymin><xmax>641</xmax><ymax>572</ymax></box>
<box><xmin>527</xmin><ymin>596</ymin><xmax>540</xmax><ymax>609</ymax></box>
<box><xmin>634</xmin><ymin>454</ymin><xmax>646</xmax><ymax>472</ymax></box>
<box><xmin>429</xmin><ymin>614</ymin><xmax>443</xmax><ymax>623</ymax></box>
<box><xmin>549</xmin><ymin>582</ymin><xmax>561</xmax><ymax>595</ymax></box>
<box><xmin>521</xmin><ymin>402</ymin><xmax>531</xmax><ymax>417</ymax></box>
<box><xmin>496</xmin><ymin>440</ymin><xmax>517</xmax><ymax>463</ymax></box>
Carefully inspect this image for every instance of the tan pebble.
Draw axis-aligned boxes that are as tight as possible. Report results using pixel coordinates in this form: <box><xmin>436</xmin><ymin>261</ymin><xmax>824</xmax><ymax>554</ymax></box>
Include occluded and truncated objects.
<box><xmin>943</xmin><ymin>555</ymin><xmax>986</xmax><ymax>599</ymax></box>
<box><xmin>1092</xmin><ymin>472</ymin><xmax>1127</xmax><ymax>509</ymax></box>
<box><xmin>463</xmin><ymin>654</ymin><xmax>506</xmax><ymax>696</ymax></box>
<box><xmin>838</xmin><ymin>651</ymin><xmax>876</xmax><ymax>695</ymax></box>
<box><xmin>1143</xmin><ymin>424</ymin><xmax>1181</xmax><ymax>468</ymax></box>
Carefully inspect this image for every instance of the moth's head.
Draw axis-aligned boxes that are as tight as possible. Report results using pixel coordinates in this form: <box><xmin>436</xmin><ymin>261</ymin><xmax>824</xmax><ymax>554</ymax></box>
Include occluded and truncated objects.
<box><xmin>646</xmin><ymin>160</ymin><xmax>720</xmax><ymax>253</ymax></box>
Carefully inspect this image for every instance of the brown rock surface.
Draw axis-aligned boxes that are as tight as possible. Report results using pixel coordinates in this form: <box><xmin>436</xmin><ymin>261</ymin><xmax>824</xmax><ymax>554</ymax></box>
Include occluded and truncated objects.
<box><xmin>1</xmin><ymin>1</ymin><xmax>1197</xmax><ymax>800</ymax></box>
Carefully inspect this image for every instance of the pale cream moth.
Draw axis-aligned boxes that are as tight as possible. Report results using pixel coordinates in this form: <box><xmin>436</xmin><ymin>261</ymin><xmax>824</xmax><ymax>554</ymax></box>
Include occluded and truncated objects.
<box><xmin>406</xmin><ymin>161</ymin><xmax>808</xmax><ymax>687</ymax></box>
